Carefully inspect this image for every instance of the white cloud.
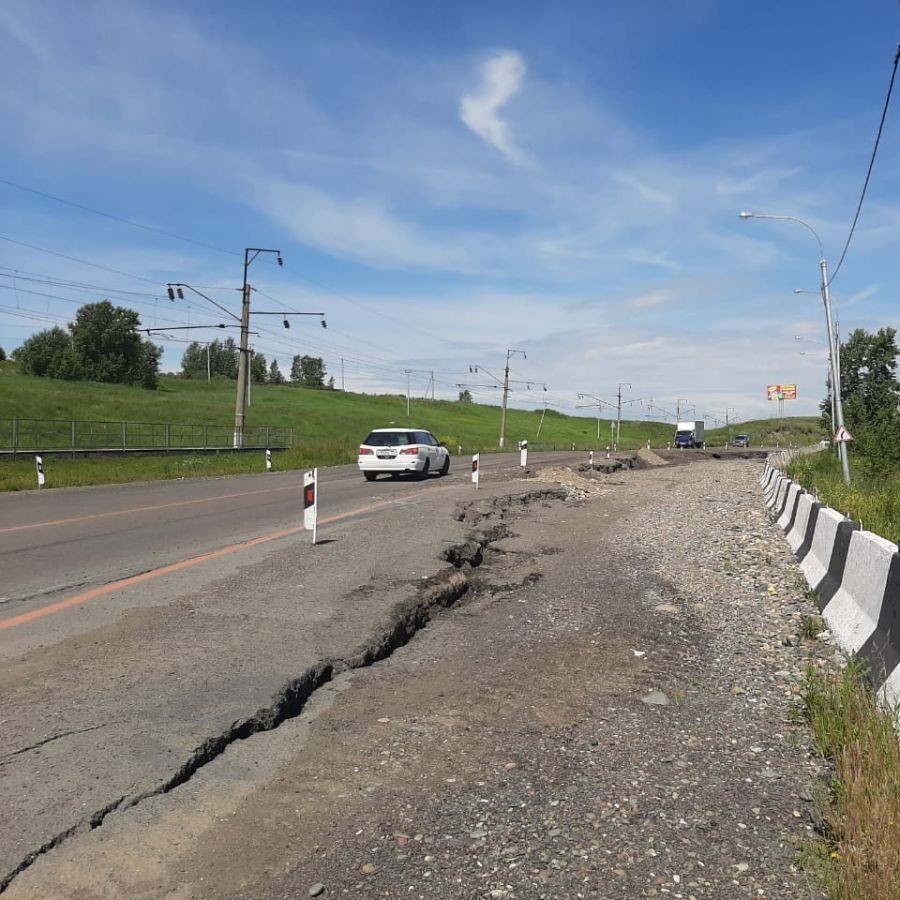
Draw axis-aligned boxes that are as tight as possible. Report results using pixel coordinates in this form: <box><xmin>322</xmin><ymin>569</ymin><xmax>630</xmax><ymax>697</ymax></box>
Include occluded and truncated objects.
<box><xmin>460</xmin><ymin>50</ymin><xmax>529</xmax><ymax>165</ymax></box>
<box><xmin>626</xmin><ymin>289</ymin><xmax>671</xmax><ymax>310</ymax></box>
<box><xmin>248</xmin><ymin>178</ymin><xmax>473</xmax><ymax>272</ymax></box>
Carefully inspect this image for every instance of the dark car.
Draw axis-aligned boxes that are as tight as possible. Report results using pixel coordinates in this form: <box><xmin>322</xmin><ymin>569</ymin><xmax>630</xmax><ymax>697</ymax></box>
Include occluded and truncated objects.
<box><xmin>732</xmin><ymin>434</ymin><xmax>750</xmax><ymax>448</ymax></box>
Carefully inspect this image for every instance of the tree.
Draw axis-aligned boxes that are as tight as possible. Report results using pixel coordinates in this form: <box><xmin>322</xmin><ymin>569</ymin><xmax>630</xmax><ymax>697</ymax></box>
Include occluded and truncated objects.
<box><xmin>16</xmin><ymin>327</ymin><xmax>80</xmax><ymax>379</ymax></box>
<box><xmin>0</xmin><ymin>346</ymin><xmax>5</xmax><ymax>361</ymax></box>
<box><xmin>269</xmin><ymin>359</ymin><xmax>285</xmax><ymax>385</ymax></box>
<box><xmin>834</xmin><ymin>327</ymin><xmax>900</xmax><ymax>471</ymax></box>
<box><xmin>70</xmin><ymin>300</ymin><xmax>161</xmax><ymax>388</ymax></box>
<box><xmin>250</xmin><ymin>350</ymin><xmax>268</xmax><ymax>384</ymax></box>
<box><xmin>181</xmin><ymin>338</ymin><xmax>241</xmax><ymax>379</ymax></box>
<box><xmin>458</xmin><ymin>389</ymin><xmax>473</xmax><ymax>402</ymax></box>
<box><xmin>291</xmin><ymin>354</ymin><xmax>327</xmax><ymax>388</ymax></box>
<box><xmin>16</xmin><ymin>302</ymin><xmax>161</xmax><ymax>388</ymax></box>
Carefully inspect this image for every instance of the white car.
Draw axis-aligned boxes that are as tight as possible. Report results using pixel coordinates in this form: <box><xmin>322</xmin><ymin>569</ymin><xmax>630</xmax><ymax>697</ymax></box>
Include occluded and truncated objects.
<box><xmin>358</xmin><ymin>428</ymin><xmax>451</xmax><ymax>481</ymax></box>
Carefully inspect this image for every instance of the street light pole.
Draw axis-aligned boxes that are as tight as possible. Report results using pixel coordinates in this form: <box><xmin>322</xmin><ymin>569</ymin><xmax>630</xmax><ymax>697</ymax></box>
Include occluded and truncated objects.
<box><xmin>235</xmin><ymin>248</ymin><xmax>282</xmax><ymax>448</ymax></box>
<box><xmin>739</xmin><ymin>212</ymin><xmax>850</xmax><ymax>484</ymax></box>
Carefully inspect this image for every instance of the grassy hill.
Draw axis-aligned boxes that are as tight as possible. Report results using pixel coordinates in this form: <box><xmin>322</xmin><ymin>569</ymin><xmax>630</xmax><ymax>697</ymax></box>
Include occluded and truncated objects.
<box><xmin>0</xmin><ymin>364</ymin><xmax>820</xmax><ymax>489</ymax></box>
<box><xmin>706</xmin><ymin>416</ymin><xmax>825</xmax><ymax>447</ymax></box>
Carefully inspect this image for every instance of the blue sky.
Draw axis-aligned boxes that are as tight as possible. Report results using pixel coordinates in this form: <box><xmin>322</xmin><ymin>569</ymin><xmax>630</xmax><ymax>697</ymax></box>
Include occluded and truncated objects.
<box><xmin>1</xmin><ymin>0</ymin><xmax>898</xmax><ymax>426</ymax></box>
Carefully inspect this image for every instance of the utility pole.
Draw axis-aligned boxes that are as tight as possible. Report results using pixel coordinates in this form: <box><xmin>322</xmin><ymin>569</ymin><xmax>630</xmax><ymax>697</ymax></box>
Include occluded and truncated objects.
<box><xmin>677</xmin><ymin>398</ymin><xmax>688</xmax><ymax>420</ymax></box>
<box><xmin>725</xmin><ymin>407</ymin><xmax>736</xmax><ymax>443</ymax></box>
<box><xmin>341</xmin><ymin>358</ymin><xmax>345</xmax><ymax>392</ymax></box>
<box><xmin>499</xmin><ymin>349</ymin><xmax>526</xmax><ymax>448</ymax></box>
<box><xmin>405</xmin><ymin>369</ymin><xmax>412</xmax><ymax>417</ymax></box>
<box><xmin>235</xmin><ymin>248</ymin><xmax>282</xmax><ymax>448</ymax></box>
<box><xmin>616</xmin><ymin>382</ymin><xmax>631</xmax><ymax>451</ymax></box>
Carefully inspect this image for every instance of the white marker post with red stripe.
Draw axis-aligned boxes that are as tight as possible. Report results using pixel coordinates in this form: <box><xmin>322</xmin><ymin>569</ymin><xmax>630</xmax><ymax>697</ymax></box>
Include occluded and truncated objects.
<box><xmin>303</xmin><ymin>468</ymin><xmax>318</xmax><ymax>544</ymax></box>
<box><xmin>266</xmin><ymin>449</ymin><xmax>272</xmax><ymax>471</ymax></box>
<box><xmin>472</xmin><ymin>453</ymin><xmax>480</xmax><ymax>490</ymax></box>
<box><xmin>35</xmin><ymin>455</ymin><xmax>45</xmax><ymax>489</ymax></box>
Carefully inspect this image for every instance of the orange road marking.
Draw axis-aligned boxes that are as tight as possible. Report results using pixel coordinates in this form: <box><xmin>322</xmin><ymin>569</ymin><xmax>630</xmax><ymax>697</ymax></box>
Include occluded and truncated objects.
<box><xmin>0</xmin><ymin>486</ymin><xmax>456</xmax><ymax>631</ymax></box>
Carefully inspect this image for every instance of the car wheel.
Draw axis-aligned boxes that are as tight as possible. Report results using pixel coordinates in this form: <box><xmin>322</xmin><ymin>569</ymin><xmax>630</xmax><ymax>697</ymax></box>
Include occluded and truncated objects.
<box><xmin>364</xmin><ymin>472</ymin><xmax>377</xmax><ymax>482</ymax></box>
<box><xmin>439</xmin><ymin>455</ymin><xmax>450</xmax><ymax>476</ymax></box>
<box><xmin>419</xmin><ymin>459</ymin><xmax>431</xmax><ymax>479</ymax></box>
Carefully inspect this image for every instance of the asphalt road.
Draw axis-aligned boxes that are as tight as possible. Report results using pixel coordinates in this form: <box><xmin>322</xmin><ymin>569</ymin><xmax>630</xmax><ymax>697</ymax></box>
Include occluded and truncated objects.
<box><xmin>0</xmin><ymin>450</ymin><xmax>582</xmax><ymax>611</ymax></box>
<box><xmin>0</xmin><ymin>449</ymin><xmax>584</xmax><ymax>891</ymax></box>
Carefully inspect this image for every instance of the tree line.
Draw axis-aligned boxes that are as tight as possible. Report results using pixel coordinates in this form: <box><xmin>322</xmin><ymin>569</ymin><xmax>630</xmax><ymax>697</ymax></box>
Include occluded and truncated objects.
<box><xmin>180</xmin><ymin>338</ymin><xmax>333</xmax><ymax>388</ymax></box>
<box><xmin>8</xmin><ymin>299</ymin><xmax>333</xmax><ymax>390</ymax></box>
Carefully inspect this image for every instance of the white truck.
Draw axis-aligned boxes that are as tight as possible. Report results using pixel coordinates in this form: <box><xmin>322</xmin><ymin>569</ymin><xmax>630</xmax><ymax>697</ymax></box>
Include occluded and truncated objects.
<box><xmin>674</xmin><ymin>420</ymin><xmax>705</xmax><ymax>449</ymax></box>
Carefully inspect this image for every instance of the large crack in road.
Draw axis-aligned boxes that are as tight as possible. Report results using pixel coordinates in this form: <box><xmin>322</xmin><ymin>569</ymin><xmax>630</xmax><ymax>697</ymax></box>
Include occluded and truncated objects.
<box><xmin>0</xmin><ymin>487</ymin><xmax>567</xmax><ymax>895</ymax></box>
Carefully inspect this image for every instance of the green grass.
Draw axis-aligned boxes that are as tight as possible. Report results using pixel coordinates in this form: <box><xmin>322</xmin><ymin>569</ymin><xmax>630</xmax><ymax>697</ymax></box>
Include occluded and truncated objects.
<box><xmin>706</xmin><ymin>415</ymin><xmax>824</xmax><ymax>448</ymax></box>
<box><xmin>787</xmin><ymin>451</ymin><xmax>900</xmax><ymax>545</ymax></box>
<box><xmin>0</xmin><ymin>366</ymin><xmax>683</xmax><ymax>490</ymax></box>
<box><xmin>798</xmin><ymin>661</ymin><xmax>900</xmax><ymax>900</ymax></box>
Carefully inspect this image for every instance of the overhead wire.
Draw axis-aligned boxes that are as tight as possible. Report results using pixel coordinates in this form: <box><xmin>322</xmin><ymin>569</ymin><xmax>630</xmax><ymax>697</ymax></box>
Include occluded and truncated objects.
<box><xmin>829</xmin><ymin>41</ymin><xmax>900</xmax><ymax>285</ymax></box>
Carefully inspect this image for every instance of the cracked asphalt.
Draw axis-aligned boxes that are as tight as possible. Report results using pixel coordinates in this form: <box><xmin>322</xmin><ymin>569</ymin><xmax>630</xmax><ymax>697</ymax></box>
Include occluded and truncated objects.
<box><xmin>0</xmin><ymin>454</ymin><xmax>830</xmax><ymax>899</ymax></box>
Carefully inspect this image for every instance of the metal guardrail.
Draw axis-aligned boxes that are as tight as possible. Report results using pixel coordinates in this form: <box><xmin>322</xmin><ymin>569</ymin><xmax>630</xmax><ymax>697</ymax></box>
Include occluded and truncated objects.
<box><xmin>0</xmin><ymin>418</ymin><xmax>294</xmax><ymax>457</ymax></box>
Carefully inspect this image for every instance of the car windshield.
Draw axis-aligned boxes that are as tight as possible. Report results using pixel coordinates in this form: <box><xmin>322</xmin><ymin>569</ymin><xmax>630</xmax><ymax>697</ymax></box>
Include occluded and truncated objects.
<box><xmin>364</xmin><ymin>432</ymin><xmax>417</xmax><ymax>447</ymax></box>
<box><xmin>736</xmin><ymin>435</ymin><xmax>748</xmax><ymax>441</ymax></box>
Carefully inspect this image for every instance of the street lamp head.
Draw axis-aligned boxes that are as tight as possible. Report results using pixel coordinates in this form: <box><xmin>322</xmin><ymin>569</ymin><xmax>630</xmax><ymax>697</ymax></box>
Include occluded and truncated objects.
<box><xmin>738</xmin><ymin>211</ymin><xmax>754</xmax><ymax>219</ymax></box>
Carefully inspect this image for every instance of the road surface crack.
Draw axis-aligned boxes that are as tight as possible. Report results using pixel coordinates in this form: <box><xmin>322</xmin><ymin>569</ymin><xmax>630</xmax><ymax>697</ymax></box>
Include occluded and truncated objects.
<box><xmin>0</xmin><ymin>487</ymin><xmax>567</xmax><ymax>895</ymax></box>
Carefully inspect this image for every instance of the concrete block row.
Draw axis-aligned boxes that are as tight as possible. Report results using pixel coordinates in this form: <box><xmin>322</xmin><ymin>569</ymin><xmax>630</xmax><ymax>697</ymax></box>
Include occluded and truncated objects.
<box><xmin>761</xmin><ymin>460</ymin><xmax>900</xmax><ymax>706</ymax></box>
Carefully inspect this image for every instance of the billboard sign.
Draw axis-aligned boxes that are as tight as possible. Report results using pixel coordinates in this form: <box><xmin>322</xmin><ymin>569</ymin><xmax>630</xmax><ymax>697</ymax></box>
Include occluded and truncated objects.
<box><xmin>767</xmin><ymin>384</ymin><xmax>797</xmax><ymax>401</ymax></box>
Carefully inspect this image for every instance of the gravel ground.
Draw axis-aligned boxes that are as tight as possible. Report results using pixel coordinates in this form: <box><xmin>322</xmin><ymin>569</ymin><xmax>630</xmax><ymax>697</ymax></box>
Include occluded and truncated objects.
<box><xmin>4</xmin><ymin>458</ymin><xmax>838</xmax><ymax>900</ymax></box>
<box><xmin>240</xmin><ymin>459</ymin><xmax>837</xmax><ymax>900</ymax></box>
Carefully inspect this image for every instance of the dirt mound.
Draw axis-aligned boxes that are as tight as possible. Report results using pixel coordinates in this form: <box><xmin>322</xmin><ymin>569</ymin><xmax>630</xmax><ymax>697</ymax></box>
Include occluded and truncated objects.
<box><xmin>636</xmin><ymin>446</ymin><xmax>668</xmax><ymax>467</ymax></box>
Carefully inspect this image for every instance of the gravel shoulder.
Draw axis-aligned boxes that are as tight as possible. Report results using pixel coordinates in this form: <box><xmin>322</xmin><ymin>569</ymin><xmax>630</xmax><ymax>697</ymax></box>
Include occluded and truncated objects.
<box><xmin>4</xmin><ymin>459</ymin><xmax>835</xmax><ymax>899</ymax></box>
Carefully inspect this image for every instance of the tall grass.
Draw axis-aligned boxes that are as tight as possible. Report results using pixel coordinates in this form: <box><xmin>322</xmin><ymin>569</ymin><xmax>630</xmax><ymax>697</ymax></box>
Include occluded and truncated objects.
<box><xmin>799</xmin><ymin>662</ymin><xmax>900</xmax><ymax>900</ymax></box>
<box><xmin>787</xmin><ymin>452</ymin><xmax>900</xmax><ymax>544</ymax></box>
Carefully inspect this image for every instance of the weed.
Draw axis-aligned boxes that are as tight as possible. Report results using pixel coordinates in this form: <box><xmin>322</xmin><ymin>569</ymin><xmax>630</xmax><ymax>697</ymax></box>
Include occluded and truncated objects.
<box><xmin>800</xmin><ymin>615</ymin><xmax>825</xmax><ymax>639</ymax></box>
<box><xmin>797</xmin><ymin>661</ymin><xmax>900</xmax><ymax>899</ymax></box>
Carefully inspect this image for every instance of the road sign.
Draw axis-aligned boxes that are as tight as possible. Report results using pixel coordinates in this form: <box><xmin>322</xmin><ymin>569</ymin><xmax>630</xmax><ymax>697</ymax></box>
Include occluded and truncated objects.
<box><xmin>834</xmin><ymin>425</ymin><xmax>854</xmax><ymax>443</ymax></box>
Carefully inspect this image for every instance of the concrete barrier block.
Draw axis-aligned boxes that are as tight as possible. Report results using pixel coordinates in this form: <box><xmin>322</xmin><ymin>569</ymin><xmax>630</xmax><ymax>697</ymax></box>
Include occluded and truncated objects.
<box><xmin>800</xmin><ymin>507</ymin><xmax>844</xmax><ymax>590</ymax></box>
<box><xmin>787</xmin><ymin>493</ymin><xmax>815</xmax><ymax>554</ymax></box>
<box><xmin>860</xmin><ymin>554</ymin><xmax>900</xmax><ymax>687</ymax></box>
<box><xmin>823</xmin><ymin>530</ymin><xmax>899</xmax><ymax>655</ymax></box>
<box><xmin>777</xmin><ymin>483</ymin><xmax>801</xmax><ymax>531</ymax></box>
<box><xmin>769</xmin><ymin>475</ymin><xmax>791</xmax><ymax>515</ymax></box>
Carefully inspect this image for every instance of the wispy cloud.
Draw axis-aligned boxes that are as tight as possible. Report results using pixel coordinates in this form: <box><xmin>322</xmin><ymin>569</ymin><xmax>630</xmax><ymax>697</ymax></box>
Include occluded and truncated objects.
<box><xmin>626</xmin><ymin>289</ymin><xmax>671</xmax><ymax>310</ymax></box>
<box><xmin>460</xmin><ymin>50</ymin><xmax>529</xmax><ymax>165</ymax></box>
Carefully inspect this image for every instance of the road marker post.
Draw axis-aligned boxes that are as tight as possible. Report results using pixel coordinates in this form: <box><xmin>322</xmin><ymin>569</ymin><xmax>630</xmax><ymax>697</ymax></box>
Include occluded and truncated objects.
<box><xmin>35</xmin><ymin>455</ymin><xmax>45</xmax><ymax>489</ymax></box>
<box><xmin>588</xmin><ymin>450</ymin><xmax>593</xmax><ymax>469</ymax></box>
<box><xmin>303</xmin><ymin>468</ymin><xmax>318</xmax><ymax>544</ymax></box>
<box><xmin>606</xmin><ymin>446</ymin><xmax>611</xmax><ymax>459</ymax></box>
<box><xmin>472</xmin><ymin>453</ymin><xmax>480</xmax><ymax>490</ymax></box>
<box><xmin>266</xmin><ymin>449</ymin><xmax>272</xmax><ymax>472</ymax></box>
<box><xmin>519</xmin><ymin>440</ymin><xmax>528</xmax><ymax>467</ymax></box>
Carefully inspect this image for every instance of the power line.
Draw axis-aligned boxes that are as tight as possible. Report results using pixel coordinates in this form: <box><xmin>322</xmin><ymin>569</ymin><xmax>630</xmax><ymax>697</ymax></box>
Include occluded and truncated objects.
<box><xmin>829</xmin><ymin>42</ymin><xmax>900</xmax><ymax>284</ymax></box>
<box><xmin>0</xmin><ymin>235</ymin><xmax>161</xmax><ymax>286</ymax></box>
<box><xmin>0</xmin><ymin>178</ymin><xmax>240</xmax><ymax>258</ymax></box>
